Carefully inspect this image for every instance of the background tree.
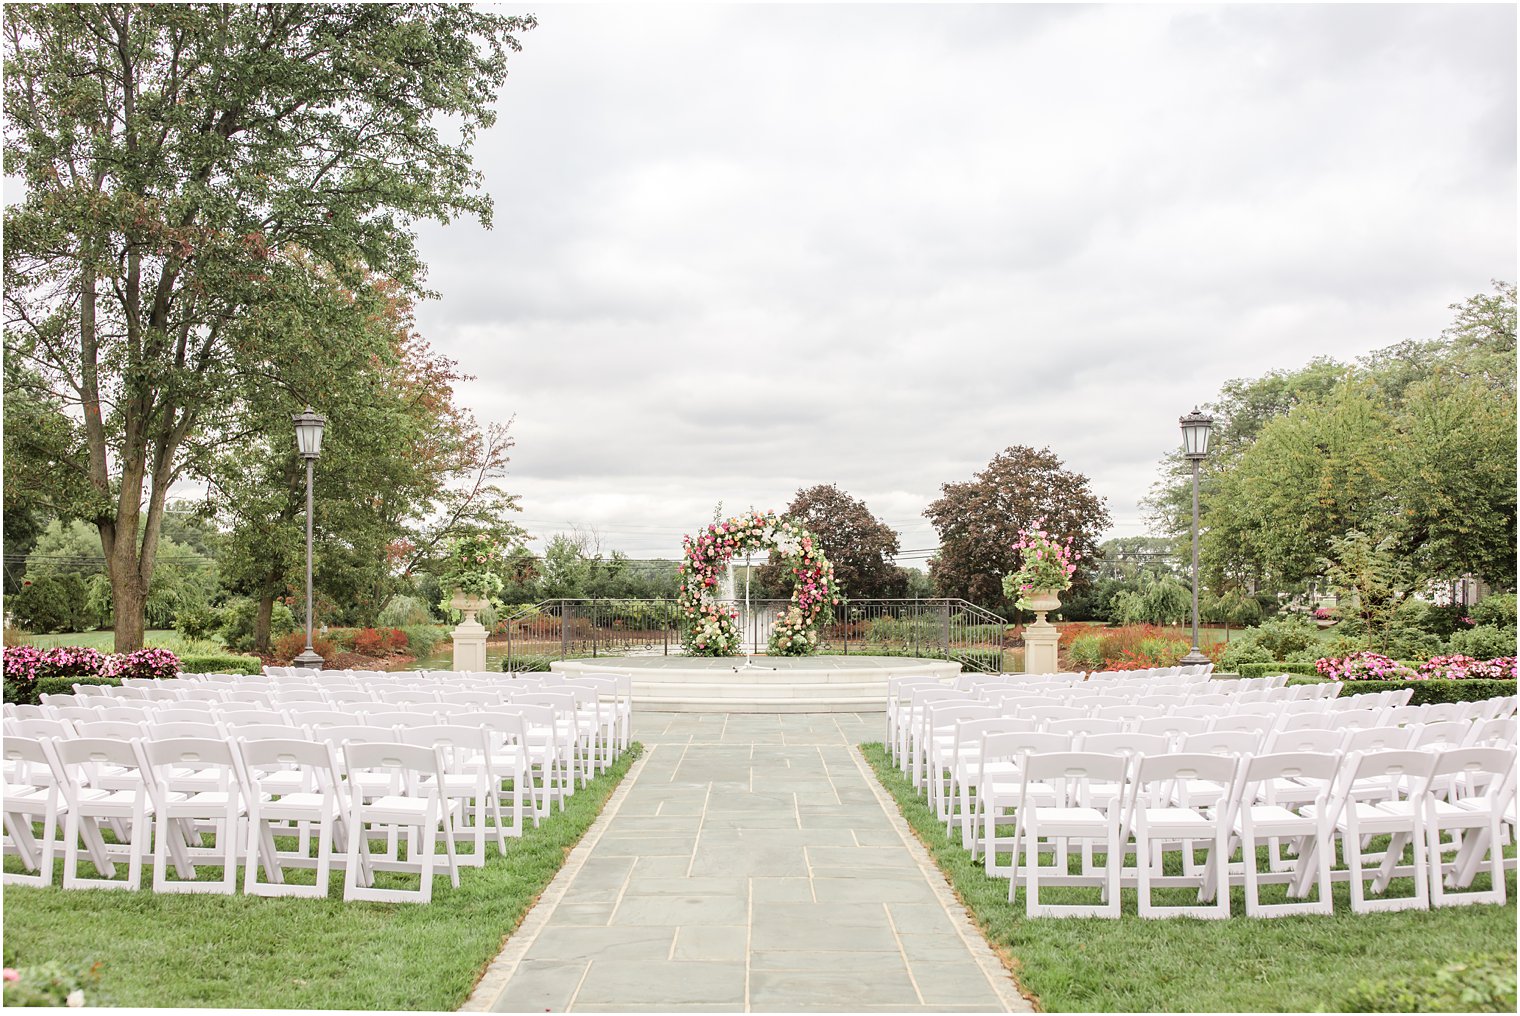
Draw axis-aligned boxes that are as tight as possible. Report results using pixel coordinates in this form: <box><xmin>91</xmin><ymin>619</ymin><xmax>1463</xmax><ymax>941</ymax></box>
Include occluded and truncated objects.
<box><xmin>1387</xmin><ymin>376</ymin><xmax>1516</xmax><ymax>588</ymax></box>
<box><xmin>3</xmin><ymin>4</ymin><xmax>535</xmax><ymax>649</ymax></box>
<box><xmin>757</xmin><ymin>484</ymin><xmax>906</xmax><ymax>600</ymax></box>
<box><xmin>925</xmin><ymin>446</ymin><xmax>1111</xmax><ymax>611</ymax></box>
<box><xmin>206</xmin><ymin>288</ymin><xmax>521</xmax><ymax>650</ymax></box>
<box><xmin>1143</xmin><ymin>282</ymin><xmax>1517</xmax><ymax>602</ymax></box>
<box><xmin>1202</xmin><ymin>588</ymin><xmax>1263</xmax><ymax>640</ymax></box>
<box><xmin>1110</xmin><ymin>572</ymin><xmax>1192</xmax><ymax>626</ymax></box>
<box><xmin>1321</xmin><ymin>529</ymin><xmax>1413</xmax><ymax>654</ymax></box>
<box><xmin>1222</xmin><ymin>382</ymin><xmax>1398</xmax><ymax>585</ymax></box>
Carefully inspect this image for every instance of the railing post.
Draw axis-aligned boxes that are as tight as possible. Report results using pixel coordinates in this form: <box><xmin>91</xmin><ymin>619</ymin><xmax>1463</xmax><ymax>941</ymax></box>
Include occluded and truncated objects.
<box><xmin>505</xmin><ymin>620</ymin><xmax>512</xmax><ymax>673</ymax></box>
<box><xmin>941</xmin><ymin>600</ymin><xmax>951</xmax><ymax>661</ymax></box>
<box><xmin>843</xmin><ymin>604</ymin><xmax>849</xmax><ymax>656</ymax></box>
<box><xmin>560</xmin><ymin>599</ymin><xmax>569</xmax><ymax>661</ymax></box>
<box><xmin>592</xmin><ymin>601</ymin><xmax>598</xmax><ymax>658</ymax></box>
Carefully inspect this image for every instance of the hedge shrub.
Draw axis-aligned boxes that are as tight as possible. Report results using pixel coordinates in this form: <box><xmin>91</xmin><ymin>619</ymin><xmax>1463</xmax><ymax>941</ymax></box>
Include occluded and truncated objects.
<box><xmin>1236</xmin><ymin>662</ymin><xmax>1323</xmax><ymax>677</ymax></box>
<box><xmin>1338</xmin><ymin>954</ymin><xmax>1517</xmax><ymax>1013</ymax></box>
<box><xmin>502</xmin><ymin>654</ymin><xmax>555</xmax><ymax>673</ymax></box>
<box><xmin>3</xmin><ymin>675</ymin><xmax>122</xmax><ymax>704</ymax></box>
<box><xmin>178</xmin><ymin>653</ymin><xmax>262</xmax><ymax>675</ymax></box>
<box><xmin>399</xmin><ymin>624</ymin><xmax>446</xmax><ymax>657</ymax></box>
<box><xmin>1285</xmin><ymin>676</ymin><xmax>1516</xmax><ymax>705</ymax></box>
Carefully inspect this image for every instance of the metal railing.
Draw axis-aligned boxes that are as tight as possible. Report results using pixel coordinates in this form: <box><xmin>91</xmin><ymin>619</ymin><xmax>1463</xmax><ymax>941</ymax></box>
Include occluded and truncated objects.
<box><xmin>499</xmin><ymin>597</ymin><xmax>1010</xmax><ymax>673</ymax></box>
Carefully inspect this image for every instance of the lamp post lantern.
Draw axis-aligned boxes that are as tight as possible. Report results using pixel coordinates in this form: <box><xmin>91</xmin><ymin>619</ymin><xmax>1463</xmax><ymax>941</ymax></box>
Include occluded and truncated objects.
<box><xmin>1179</xmin><ymin>407</ymin><xmax>1213</xmax><ymax>666</ymax></box>
<box><xmin>292</xmin><ymin>407</ymin><xmax>326</xmax><ymax>671</ymax></box>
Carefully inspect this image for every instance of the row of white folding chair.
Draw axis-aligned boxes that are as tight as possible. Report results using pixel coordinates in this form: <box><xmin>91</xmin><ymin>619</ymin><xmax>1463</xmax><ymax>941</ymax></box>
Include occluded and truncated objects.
<box><xmin>972</xmin><ymin>744</ymin><xmax>1515</xmax><ymax>919</ymax></box>
<box><xmin>2</xmin><ymin>733</ymin><xmax>474</xmax><ymax>902</ymax></box>
<box><xmin>896</xmin><ymin>675</ymin><xmax>1218</xmax><ymax>775</ymax></box>
<box><xmin>184</xmin><ymin>671</ymin><xmax>632</xmax><ymax>757</ymax></box>
<box><xmin>22</xmin><ymin>698</ymin><xmax>595</xmax><ymax>798</ymax></box>
<box><xmin>912</xmin><ymin>691</ymin><xmax>1280</xmax><ymax>791</ymax></box>
<box><xmin>2</xmin><ymin>717</ymin><xmax>561</xmax><ymax>899</ymax></box>
<box><xmin>943</xmin><ymin>713</ymin><xmax>1515</xmax><ymax>852</ymax></box>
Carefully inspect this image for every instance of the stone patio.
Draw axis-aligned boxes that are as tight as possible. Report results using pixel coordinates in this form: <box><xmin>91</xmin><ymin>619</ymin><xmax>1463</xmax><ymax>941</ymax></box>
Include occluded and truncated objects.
<box><xmin>464</xmin><ymin>712</ymin><xmax>1029</xmax><ymax>1013</ymax></box>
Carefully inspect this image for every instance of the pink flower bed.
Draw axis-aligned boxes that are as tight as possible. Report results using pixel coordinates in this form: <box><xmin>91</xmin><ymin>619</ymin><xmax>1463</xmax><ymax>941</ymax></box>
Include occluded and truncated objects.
<box><xmin>1316</xmin><ymin>651</ymin><xmax>1517</xmax><ymax>682</ymax></box>
<box><xmin>1418</xmin><ymin>654</ymin><xmax>1519</xmax><ymax>681</ymax></box>
<box><xmin>1315</xmin><ymin>652</ymin><xmax>1418</xmax><ymax>681</ymax></box>
<box><xmin>3</xmin><ymin>644</ymin><xmax>180</xmax><ymax>697</ymax></box>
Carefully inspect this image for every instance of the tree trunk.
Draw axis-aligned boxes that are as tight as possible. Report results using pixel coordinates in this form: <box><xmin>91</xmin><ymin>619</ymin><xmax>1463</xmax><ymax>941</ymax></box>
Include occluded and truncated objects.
<box><xmin>111</xmin><ymin>566</ymin><xmax>147</xmax><ymax>652</ymax></box>
<box><xmin>254</xmin><ymin>585</ymin><xmax>278</xmax><ymax>653</ymax></box>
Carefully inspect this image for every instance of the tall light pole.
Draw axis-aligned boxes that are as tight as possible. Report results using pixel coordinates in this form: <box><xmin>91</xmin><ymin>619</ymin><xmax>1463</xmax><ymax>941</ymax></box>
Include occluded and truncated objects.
<box><xmin>292</xmin><ymin>407</ymin><xmax>326</xmax><ymax>671</ymax></box>
<box><xmin>1179</xmin><ymin>407</ymin><xmax>1213</xmax><ymax>666</ymax></box>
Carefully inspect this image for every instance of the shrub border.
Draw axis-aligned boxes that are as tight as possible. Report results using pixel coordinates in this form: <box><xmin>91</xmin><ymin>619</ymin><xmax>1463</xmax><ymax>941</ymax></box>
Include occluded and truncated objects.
<box><xmin>1283</xmin><ymin>676</ymin><xmax>1516</xmax><ymax>705</ymax></box>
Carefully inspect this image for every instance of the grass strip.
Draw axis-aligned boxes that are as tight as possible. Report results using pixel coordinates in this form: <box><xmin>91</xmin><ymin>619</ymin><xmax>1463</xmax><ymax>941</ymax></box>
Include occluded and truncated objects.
<box><xmin>2</xmin><ymin>744</ymin><xmax>642</xmax><ymax>1009</ymax></box>
<box><xmin>860</xmin><ymin>742</ymin><xmax>1517</xmax><ymax>1013</ymax></box>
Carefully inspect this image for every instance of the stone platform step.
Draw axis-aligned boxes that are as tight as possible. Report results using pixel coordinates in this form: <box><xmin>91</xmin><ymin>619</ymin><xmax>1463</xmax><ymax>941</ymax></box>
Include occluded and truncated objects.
<box><xmin>553</xmin><ymin>654</ymin><xmax>959</xmax><ymax>714</ymax></box>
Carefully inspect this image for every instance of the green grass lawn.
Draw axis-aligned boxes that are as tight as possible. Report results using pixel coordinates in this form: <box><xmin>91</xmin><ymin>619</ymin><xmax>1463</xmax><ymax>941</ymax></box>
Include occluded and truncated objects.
<box><xmin>861</xmin><ymin>743</ymin><xmax>1517</xmax><ymax>1013</ymax></box>
<box><xmin>20</xmin><ymin>629</ymin><xmax>227</xmax><ymax>654</ymax></box>
<box><xmin>3</xmin><ymin>747</ymin><xmax>640</xmax><ymax>1009</ymax></box>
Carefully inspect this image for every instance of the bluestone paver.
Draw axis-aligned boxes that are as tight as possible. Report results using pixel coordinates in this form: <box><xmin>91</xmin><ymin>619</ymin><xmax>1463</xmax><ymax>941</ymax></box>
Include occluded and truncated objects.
<box><xmin>466</xmin><ymin>712</ymin><xmax>1028</xmax><ymax>1013</ymax></box>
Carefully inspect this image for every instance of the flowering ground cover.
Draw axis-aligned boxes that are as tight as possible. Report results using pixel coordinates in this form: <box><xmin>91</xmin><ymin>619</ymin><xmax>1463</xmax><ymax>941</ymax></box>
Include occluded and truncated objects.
<box><xmin>863</xmin><ymin>744</ymin><xmax>1517</xmax><ymax>1013</ymax></box>
<box><xmin>1</xmin><ymin>748</ymin><xmax>638</xmax><ymax>1009</ymax></box>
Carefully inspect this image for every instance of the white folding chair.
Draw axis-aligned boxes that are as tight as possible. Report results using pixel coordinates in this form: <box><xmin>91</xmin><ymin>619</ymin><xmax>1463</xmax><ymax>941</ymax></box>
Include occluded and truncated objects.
<box><xmin>240</xmin><ymin>737</ymin><xmax>349</xmax><ymax>898</ymax></box>
<box><xmin>974</xmin><ymin>731</ymin><xmax>1072</xmax><ymax>870</ymax></box>
<box><xmin>142</xmin><ymin>738</ymin><xmax>247</xmax><ymax>894</ymax></box>
<box><xmin>342</xmin><ymin>741</ymin><xmax>461</xmax><ymax>903</ymax></box>
<box><xmin>922</xmin><ymin>702</ymin><xmax>1001</xmax><ymax>819</ymax></box>
<box><xmin>54</xmin><ymin>737</ymin><xmax>156</xmax><ymax>891</ymax></box>
<box><xmin>1419</xmin><ymin>747</ymin><xmax>1515</xmax><ymax>908</ymax></box>
<box><xmin>1126</xmin><ymin>752</ymin><xmax>1237</xmax><ymax>919</ymax></box>
<box><xmin>469</xmin><ymin>710</ymin><xmax>546</xmax><ymax>829</ymax></box>
<box><xmin>948</xmin><ymin>716</ymin><xmax>1038</xmax><ymax>846</ymax></box>
<box><xmin>2</xmin><ymin>737</ymin><xmax>67</xmax><ymax>887</ymax></box>
<box><xmin>1221</xmin><ymin>751</ymin><xmax>1341</xmax><ymax>917</ymax></box>
<box><xmin>1046</xmin><ymin>717</ymin><xmax>1126</xmax><ymax>741</ymax></box>
<box><xmin>1301</xmin><ymin>749</ymin><xmax>1438</xmax><ymax>914</ymax></box>
<box><xmin>1134</xmin><ymin>715</ymin><xmax>1210</xmax><ymax>747</ymax></box>
<box><xmin>898</xmin><ymin>686</ymin><xmax>973</xmax><ymax>775</ymax></box>
<box><xmin>1010</xmin><ymin>752</ymin><xmax>1128</xmax><ymax>918</ymax></box>
<box><xmin>399</xmin><ymin>724</ymin><xmax>498</xmax><ymax>867</ymax></box>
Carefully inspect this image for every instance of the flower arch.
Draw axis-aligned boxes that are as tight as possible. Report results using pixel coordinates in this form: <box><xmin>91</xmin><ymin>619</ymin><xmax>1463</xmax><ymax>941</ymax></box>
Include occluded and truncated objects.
<box><xmin>677</xmin><ymin>510</ymin><xmax>838</xmax><ymax>657</ymax></box>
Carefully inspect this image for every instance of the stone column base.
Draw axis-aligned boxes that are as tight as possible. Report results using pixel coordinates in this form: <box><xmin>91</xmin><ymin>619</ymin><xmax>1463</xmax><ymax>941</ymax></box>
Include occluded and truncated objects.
<box><xmin>1023</xmin><ymin>617</ymin><xmax>1060</xmax><ymax>675</ymax></box>
<box><xmin>452</xmin><ymin>619</ymin><xmax>488</xmax><ymax>672</ymax></box>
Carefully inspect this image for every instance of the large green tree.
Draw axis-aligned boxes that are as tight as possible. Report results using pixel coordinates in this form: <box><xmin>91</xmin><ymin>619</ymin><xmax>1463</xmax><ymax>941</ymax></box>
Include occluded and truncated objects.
<box><xmin>758</xmin><ymin>484</ymin><xmax>907</xmax><ymax>600</ymax></box>
<box><xmin>1145</xmin><ymin>282</ymin><xmax>1517</xmax><ymax>598</ymax></box>
<box><xmin>207</xmin><ymin>289</ymin><xmax>522</xmax><ymax>650</ymax></box>
<box><xmin>3</xmin><ymin>3</ymin><xmax>534</xmax><ymax>649</ymax></box>
<box><xmin>925</xmin><ymin>446</ymin><xmax>1110</xmax><ymax>611</ymax></box>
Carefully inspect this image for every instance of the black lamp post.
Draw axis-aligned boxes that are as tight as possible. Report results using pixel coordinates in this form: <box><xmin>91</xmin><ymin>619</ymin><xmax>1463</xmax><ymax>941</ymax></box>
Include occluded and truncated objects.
<box><xmin>1179</xmin><ymin>407</ymin><xmax>1213</xmax><ymax>666</ymax></box>
<box><xmin>292</xmin><ymin>407</ymin><xmax>326</xmax><ymax>671</ymax></box>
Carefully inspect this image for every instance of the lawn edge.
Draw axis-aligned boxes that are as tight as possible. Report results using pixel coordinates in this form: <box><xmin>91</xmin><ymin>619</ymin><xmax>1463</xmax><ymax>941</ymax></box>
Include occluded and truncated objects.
<box><xmin>853</xmin><ymin>741</ymin><xmax>1038</xmax><ymax>1014</ymax></box>
<box><xmin>459</xmin><ymin>742</ymin><xmax>650</xmax><ymax>1012</ymax></box>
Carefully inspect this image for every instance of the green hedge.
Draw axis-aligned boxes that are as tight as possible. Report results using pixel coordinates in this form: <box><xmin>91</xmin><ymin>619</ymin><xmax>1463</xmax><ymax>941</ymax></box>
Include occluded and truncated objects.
<box><xmin>178</xmin><ymin>653</ymin><xmax>262</xmax><ymax>675</ymax></box>
<box><xmin>1237</xmin><ymin>662</ymin><xmax>1324</xmax><ymax>677</ymax></box>
<box><xmin>3</xmin><ymin>675</ymin><xmax>123</xmax><ymax>704</ymax></box>
<box><xmin>1286</xmin><ymin>676</ymin><xmax>1516</xmax><ymax>705</ymax></box>
<box><xmin>502</xmin><ymin>654</ymin><xmax>555</xmax><ymax>673</ymax></box>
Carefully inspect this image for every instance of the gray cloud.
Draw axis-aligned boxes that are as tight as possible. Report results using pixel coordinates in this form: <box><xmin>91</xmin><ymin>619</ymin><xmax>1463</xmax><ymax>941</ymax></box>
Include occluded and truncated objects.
<box><xmin>416</xmin><ymin>3</ymin><xmax>1515</xmax><ymax>559</ymax></box>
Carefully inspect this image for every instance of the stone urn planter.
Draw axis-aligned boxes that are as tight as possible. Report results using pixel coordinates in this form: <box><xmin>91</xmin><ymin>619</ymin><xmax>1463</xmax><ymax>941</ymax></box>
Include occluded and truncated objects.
<box><xmin>449</xmin><ymin>591</ymin><xmax>489</xmax><ymax>672</ymax></box>
<box><xmin>1022</xmin><ymin>588</ymin><xmax>1062</xmax><ymax>675</ymax></box>
<box><xmin>1022</xmin><ymin>589</ymin><xmax>1063</xmax><ymax>614</ymax></box>
<box><xmin>449</xmin><ymin>591</ymin><xmax>489</xmax><ymax>624</ymax></box>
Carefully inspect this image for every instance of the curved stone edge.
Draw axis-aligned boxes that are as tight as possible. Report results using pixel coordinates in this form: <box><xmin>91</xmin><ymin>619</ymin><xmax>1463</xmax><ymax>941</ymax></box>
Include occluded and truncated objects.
<box><xmin>849</xmin><ymin>744</ymin><xmax>1036</xmax><ymax>1014</ymax></box>
<box><xmin>459</xmin><ymin>748</ymin><xmax>651</xmax><ymax>1012</ymax></box>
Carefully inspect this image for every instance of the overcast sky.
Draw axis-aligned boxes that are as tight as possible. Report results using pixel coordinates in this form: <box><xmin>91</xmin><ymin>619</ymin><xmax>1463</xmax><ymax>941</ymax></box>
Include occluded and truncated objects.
<box><xmin>411</xmin><ymin>2</ymin><xmax>1517</xmax><ymax>563</ymax></box>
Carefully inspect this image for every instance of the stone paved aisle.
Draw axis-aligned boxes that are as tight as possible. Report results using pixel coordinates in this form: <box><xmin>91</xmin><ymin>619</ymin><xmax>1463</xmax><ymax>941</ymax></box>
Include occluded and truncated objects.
<box><xmin>465</xmin><ymin>713</ymin><xmax>1029</xmax><ymax>1013</ymax></box>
